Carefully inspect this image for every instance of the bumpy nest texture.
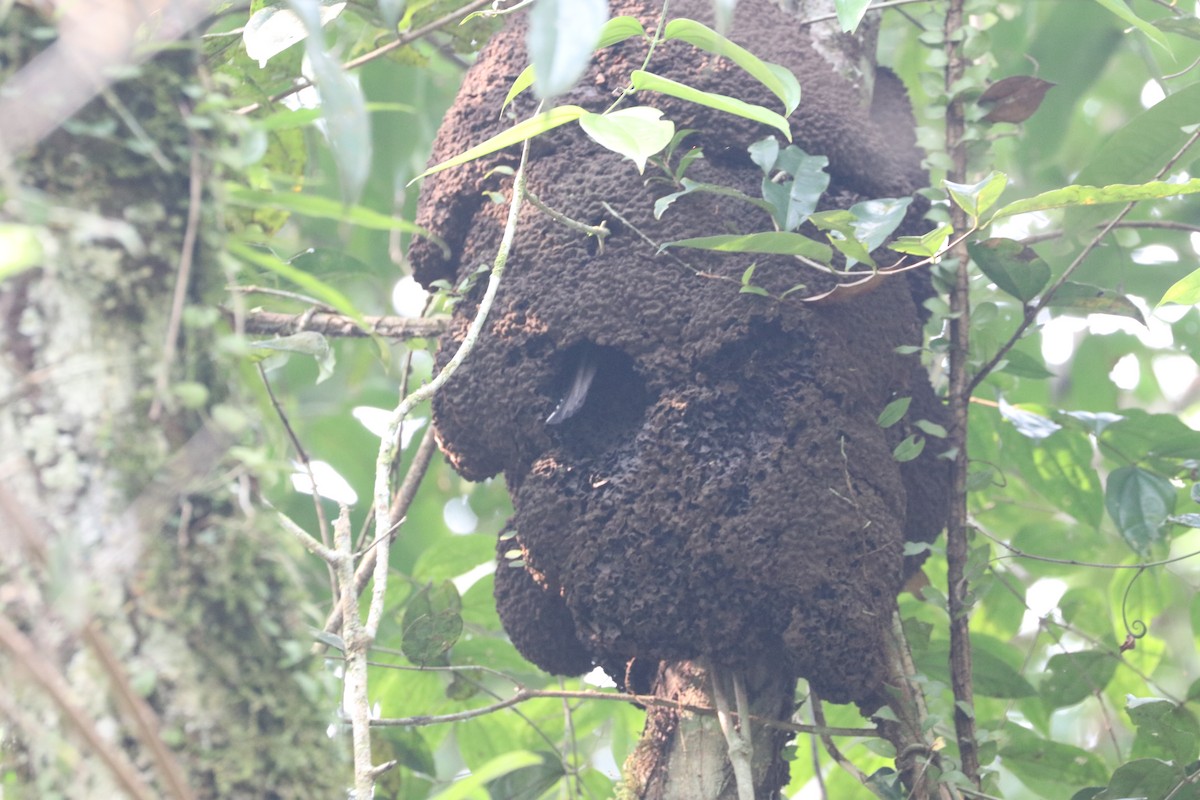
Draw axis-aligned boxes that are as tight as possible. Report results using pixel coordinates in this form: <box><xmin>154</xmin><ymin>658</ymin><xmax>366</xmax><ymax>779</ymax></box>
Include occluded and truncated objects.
<box><xmin>410</xmin><ymin>0</ymin><xmax>950</xmax><ymax>704</ymax></box>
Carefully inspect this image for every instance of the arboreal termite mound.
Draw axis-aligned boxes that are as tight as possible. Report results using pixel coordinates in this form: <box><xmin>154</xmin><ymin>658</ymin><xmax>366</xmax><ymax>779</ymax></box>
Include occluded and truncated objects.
<box><xmin>410</xmin><ymin>0</ymin><xmax>949</xmax><ymax>721</ymax></box>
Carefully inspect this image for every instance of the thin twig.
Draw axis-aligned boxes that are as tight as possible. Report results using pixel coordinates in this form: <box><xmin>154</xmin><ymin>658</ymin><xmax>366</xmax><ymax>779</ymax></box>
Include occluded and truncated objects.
<box><xmin>371</xmin><ymin>687</ymin><xmax>880</xmax><ymax>737</ymax></box>
<box><xmin>149</xmin><ymin>124</ymin><xmax>204</xmax><ymax>421</ymax></box>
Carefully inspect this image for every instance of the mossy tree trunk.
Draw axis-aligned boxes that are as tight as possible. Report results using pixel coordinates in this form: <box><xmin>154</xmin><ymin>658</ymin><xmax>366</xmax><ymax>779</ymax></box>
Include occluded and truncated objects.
<box><xmin>0</xmin><ymin>9</ymin><xmax>343</xmax><ymax>798</ymax></box>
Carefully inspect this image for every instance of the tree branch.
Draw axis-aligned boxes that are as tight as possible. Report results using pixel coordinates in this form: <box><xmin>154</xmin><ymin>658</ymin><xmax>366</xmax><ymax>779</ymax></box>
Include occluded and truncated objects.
<box><xmin>235</xmin><ymin>308</ymin><xmax>447</xmax><ymax>340</ymax></box>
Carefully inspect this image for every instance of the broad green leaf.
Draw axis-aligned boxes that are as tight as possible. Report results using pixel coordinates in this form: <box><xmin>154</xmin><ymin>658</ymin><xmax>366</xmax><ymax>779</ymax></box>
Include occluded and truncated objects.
<box><xmin>913</xmin><ymin>638</ymin><xmax>1037</xmax><ymax>699</ymax></box>
<box><xmin>1001</xmin><ymin>725</ymin><xmax>1108</xmax><ymax>798</ymax></box>
<box><xmin>426</xmin><ymin>751</ymin><xmax>544</xmax><ymax>800</ymax></box>
<box><xmin>227</xmin><ymin>240</ymin><xmax>365</xmax><ymax>325</ymax></box>
<box><xmin>968</xmin><ymin>237</ymin><xmax>1051</xmax><ymax>303</ymax></box>
<box><xmin>877</xmin><ymin>397</ymin><xmax>911</xmax><ymax>428</ymax></box>
<box><xmin>748</xmin><ymin>136</ymin><xmax>779</xmax><ymax>174</ymax></box>
<box><xmin>834</xmin><ymin>0</ymin><xmax>872</xmax><ymax>32</ymax></box>
<box><xmin>760</xmin><ymin>146</ymin><xmax>829</xmax><ymax>231</ymax></box>
<box><xmin>1089</xmin><ymin>0</ymin><xmax>1169</xmax><ymax>49</ymax></box>
<box><xmin>889</xmin><ymin>223</ymin><xmax>952</xmax><ymax>257</ymax></box>
<box><xmin>410</xmin><ymin>105</ymin><xmax>587</xmax><ymax>183</ymax></box>
<box><xmin>1049</xmin><ymin>281</ymin><xmax>1145</xmax><ymax>323</ymax></box>
<box><xmin>661</xmin><ymin>19</ymin><xmax>801</xmax><ymax>115</ymax></box>
<box><xmin>1100</xmin><ymin>758</ymin><xmax>1192</xmax><ymax>800</ymax></box>
<box><xmin>1039</xmin><ymin>650</ymin><xmax>1118</xmax><ymax>709</ymax></box>
<box><xmin>1127</xmin><ymin>697</ymin><xmax>1200</xmax><ymax>765</ymax></box>
<box><xmin>660</xmin><ymin>231</ymin><xmax>831</xmax><ymax>262</ymax></box>
<box><xmin>1106</xmin><ymin>465</ymin><xmax>1175</xmax><ymax>554</ymax></box>
<box><xmin>294</xmin><ymin>0</ymin><xmax>370</xmax><ymax>202</ymax></box>
<box><xmin>1000</xmin><ymin>349</ymin><xmax>1055</xmax><ymax>380</ymax></box>
<box><xmin>991</xmin><ymin>178</ymin><xmax>1200</xmax><ymax>220</ymax></box>
<box><xmin>842</xmin><ymin>197</ymin><xmax>912</xmax><ymax>253</ymax></box>
<box><xmin>578</xmin><ymin>107</ymin><xmax>675</xmax><ymax>173</ymax></box>
<box><xmin>892</xmin><ymin>434</ymin><xmax>925</xmax><ymax>462</ymax></box>
<box><xmin>945</xmin><ymin>171</ymin><xmax>1008</xmax><ymax>221</ymax></box>
<box><xmin>400</xmin><ymin>580</ymin><xmax>463</xmax><ymax>665</ymax></box>
<box><xmin>597</xmin><ymin>15</ymin><xmax>646</xmax><ymax>47</ymax></box>
<box><xmin>527</xmin><ymin>0</ymin><xmax>608</xmax><ymax>99</ymax></box>
<box><xmin>630</xmin><ymin>70</ymin><xmax>792</xmax><ymax>141</ymax></box>
<box><xmin>1099</xmin><ymin>410</ymin><xmax>1200</xmax><ymax>464</ymax></box>
<box><xmin>0</xmin><ymin>223</ymin><xmax>43</xmax><ymax>280</ymax></box>
<box><xmin>1159</xmin><ymin>267</ymin><xmax>1200</xmax><ymax>307</ymax></box>
<box><xmin>251</xmin><ymin>332</ymin><xmax>335</xmax><ymax>383</ymax></box>
<box><xmin>1002</xmin><ymin>426</ymin><xmax>1103</xmax><ymax>527</ymax></box>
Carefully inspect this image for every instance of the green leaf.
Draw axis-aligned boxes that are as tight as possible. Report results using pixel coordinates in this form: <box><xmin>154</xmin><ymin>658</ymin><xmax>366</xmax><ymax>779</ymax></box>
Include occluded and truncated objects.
<box><xmin>877</xmin><ymin>397</ymin><xmax>912</xmax><ymax>428</ymax></box>
<box><xmin>242</xmin><ymin>2</ymin><xmax>347</xmax><ymax>67</ymax></box>
<box><xmin>1099</xmin><ymin>410</ymin><xmax>1200</xmax><ymax>463</ymax></box>
<box><xmin>760</xmin><ymin>146</ymin><xmax>830</xmax><ymax>231</ymax></box>
<box><xmin>999</xmin><ymin>722</ymin><xmax>1108</xmax><ymax>797</ymax></box>
<box><xmin>1049</xmin><ymin>282</ymin><xmax>1146</xmax><ymax>323</ymax></box>
<box><xmin>1000</xmin><ymin>349</ymin><xmax>1055</xmax><ymax>380</ymax></box>
<box><xmin>1127</xmin><ymin>697</ymin><xmax>1200</xmax><ymax>765</ymax></box>
<box><xmin>968</xmin><ymin>237</ymin><xmax>1051</xmax><ymax>303</ymax></box>
<box><xmin>945</xmin><ymin>170</ymin><xmax>1008</xmax><ymax>220</ymax></box>
<box><xmin>892</xmin><ymin>434</ymin><xmax>926</xmax><ymax>462</ymax></box>
<box><xmin>661</xmin><ymin>19</ymin><xmax>801</xmax><ymax>115</ymax></box>
<box><xmin>597</xmin><ymin>15</ymin><xmax>647</xmax><ymax>47</ymax></box>
<box><xmin>659</xmin><ymin>231</ymin><xmax>831</xmax><ymax>262</ymax></box>
<box><xmin>1089</xmin><ymin>0</ymin><xmax>1169</xmax><ymax>49</ymax></box>
<box><xmin>410</xmin><ymin>105</ymin><xmax>587</xmax><ymax>183</ymax></box>
<box><xmin>0</xmin><ymin>223</ymin><xmax>44</xmax><ymax>281</ymax></box>
<box><xmin>251</xmin><ymin>331</ymin><xmax>335</xmax><ymax>383</ymax></box>
<box><xmin>1159</xmin><ymin>267</ymin><xmax>1200</xmax><ymax>307</ymax></box>
<box><xmin>501</xmin><ymin>65</ymin><xmax>535</xmax><ymax>115</ymax></box>
<box><xmin>527</xmin><ymin>0</ymin><xmax>608</xmax><ymax>99</ymax></box>
<box><xmin>1106</xmin><ymin>465</ymin><xmax>1176</xmax><ymax>554</ymax></box>
<box><xmin>1039</xmin><ymin>650</ymin><xmax>1118</xmax><ymax>710</ymax></box>
<box><xmin>834</xmin><ymin>0</ymin><xmax>872</xmax><ymax>33</ymax></box>
<box><xmin>426</xmin><ymin>751</ymin><xmax>544</xmax><ymax>800</ymax></box>
<box><xmin>578</xmin><ymin>107</ymin><xmax>675</xmax><ymax>173</ymax></box>
<box><xmin>1100</xmin><ymin>758</ymin><xmax>1191</xmax><ymax>800</ymax></box>
<box><xmin>889</xmin><ymin>223</ymin><xmax>952</xmax><ymax>257</ymax></box>
<box><xmin>912</xmin><ymin>638</ymin><xmax>1037</xmax><ymax>699</ymax></box>
<box><xmin>400</xmin><ymin>581</ymin><xmax>463</xmax><ymax>665</ymax></box>
<box><xmin>227</xmin><ymin>241</ymin><xmax>365</xmax><ymax>325</ymax></box>
<box><xmin>991</xmin><ymin>178</ymin><xmax>1200</xmax><ymax>220</ymax></box>
<box><xmin>1002</xmin><ymin>426</ymin><xmax>1103</xmax><ymax>527</ymax></box>
<box><xmin>630</xmin><ymin>70</ymin><xmax>792</xmax><ymax>141</ymax></box>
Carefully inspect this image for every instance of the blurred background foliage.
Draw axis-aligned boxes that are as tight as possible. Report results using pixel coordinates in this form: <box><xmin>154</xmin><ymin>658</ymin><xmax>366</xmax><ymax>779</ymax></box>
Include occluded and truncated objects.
<box><xmin>215</xmin><ymin>0</ymin><xmax>1200</xmax><ymax>797</ymax></box>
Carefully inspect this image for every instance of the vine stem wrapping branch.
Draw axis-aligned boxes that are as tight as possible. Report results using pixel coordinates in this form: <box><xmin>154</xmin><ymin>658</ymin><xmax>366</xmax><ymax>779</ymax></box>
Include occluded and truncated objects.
<box><xmin>942</xmin><ymin>0</ymin><xmax>981</xmax><ymax>789</ymax></box>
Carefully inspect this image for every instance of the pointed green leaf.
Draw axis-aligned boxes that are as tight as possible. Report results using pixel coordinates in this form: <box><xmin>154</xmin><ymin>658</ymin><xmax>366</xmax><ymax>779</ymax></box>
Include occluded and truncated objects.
<box><xmin>889</xmin><ymin>223</ymin><xmax>951</xmax><ymax>257</ymax></box>
<box><xmin>228</xmin><ymin>240</ymin><xmax>364</xmax><ymax>325</ymax></box>
<box><xmin>1159</xmin><ymin>267</ymin><xmax>1200</xmax><ymax>307</ymax></box>
<box><xmin>660</xmin><ymin>231</ymin><xmax>831</xmax><ymax>262</ymax></box>
<box><xmin>1040</xmin><ymin>650</ymin><xmax>1118</xmax><ymax>709</ymax></box>
<box><xmin>990</xmin><ymin>178</ymin><xmax>1200</xmax><ymax>220</ymax></box>
<box><xmin>893</xmin><ymin>434</ymin><xmax>926</xmax><ymax>462</ymax></box>
<box><xmin>630</xmin><ymin>70</ymin><xmax>792</xmax><ymax>141</ymax></box>
<box><xmin>968</xmin><ymin>237</ymin><xmax>1051</xmax><ymax>303</ymax></box>
<box><xmin>877</xmin><ymin>397</ymin><xmax>912</xmax><ymax>428</ymax></box>
<box><xmin>945</xmin><ymin>171</ymin><xmax>1008</xmax><ymax>220</ymax></box>
<box><xmin>1089</xmin><ymin>0</ymin><xmax>1169</xmax><ymax>49</ymax></box>
<box><xmin>501</xmin><ymin>65</ymin><xmax>536</xmax><ymax>115</ymax></box>
<box><xmin>661</xmin><ymin>18</ymin><xmax>801</xmax><ymax>115</ymax></box>
<box><xmin>578</xmin><ymin>107</ymin><xmax>675</xmax><ymax>173</ymax></box>
<box><xmin>1048</xmin><ymin>282</ymin><xmax>1145</xmax><ymax>322</ymax></box>
<box><xmin>1106</xmin><ymin>465</ymin><xmax>1176</xmax><ymax>554</ymax></box>
<box><xmin>597</xmin><ymin>15</ymin><xmax>647</xmax><ymax>47</ymax></box>
<box><xmin>410</xmin><ymin>105</ymin><xmax>587</xmax><ymax>184</ymax></box>
<box><xmin>760</xmin><ymin>146</ymin><xmax>830</xmax><ymax>231</ymax></box>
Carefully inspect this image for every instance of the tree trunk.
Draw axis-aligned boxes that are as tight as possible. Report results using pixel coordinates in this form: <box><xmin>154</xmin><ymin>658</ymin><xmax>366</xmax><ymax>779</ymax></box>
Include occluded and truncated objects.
<box><xmin>0</xmin><ymin>7</ymin><xmax>343</xmax><ymax>798</ymax></box>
